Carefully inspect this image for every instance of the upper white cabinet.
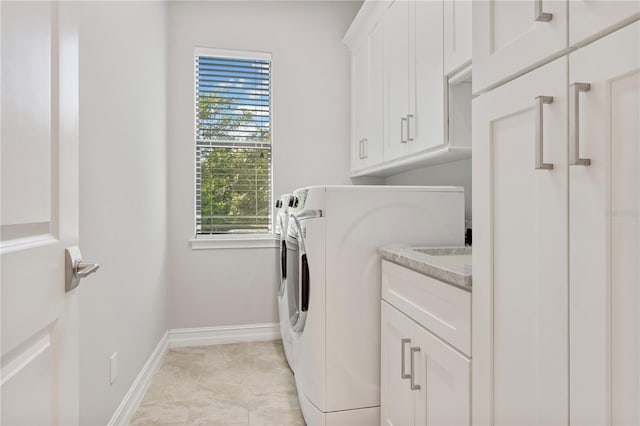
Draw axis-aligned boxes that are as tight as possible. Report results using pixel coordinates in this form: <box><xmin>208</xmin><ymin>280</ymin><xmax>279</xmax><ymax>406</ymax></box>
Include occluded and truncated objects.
<box><xmin>570</xmin><ymin>0</ymin><xmax>639</xmax><ymax>46</ymax></box>
<box><xmin>384</xmin><ymin>0</ymin><xmax>444</xmax><ymax>160</ymax></box>
<box><xmin>367</xmin><ymin>22</ymin><xmax>385</xmax><ymax>168</ymax></box>
<box><xmin>344</xmin><ymin>0</ymin><xmax>471</xmax><ymax>178</ymax></box>
<box><xmin>383</xmin><ymin>0</ymin><xmax>411</xmax><ymax>161</ymax></box>
<box><xmin>351</xmin><ymin>40</ymin><xmax>369</xmax><ymax>173</ymax></box>
<box><xmin>350</xmin><ymin>21</ymin><xmax>384</xmax><ymax>172</ymax></box>
<box><xmin>473</xmin><ymin>0</ymin><xmax>568</xmax><ymax>93</ymax></box>
<box><xmin>473</xmin><ymin>56</ymin><xmax>569</xmax><ymax>425</ymax></box>
<box><xmin>411</xmin><ymin>0</ymin><xmax>445</xmax><ymax>155</ymax></box>
<box><xmin>443</xmin><ymin>0</ymin><xmax>472</xmax><ymax>75</ymax></box>
<box><xmin>568</xmin><ymin>21</ymin><xmax>639</xmax><ymax>425</ymax></box>
<box><xmin>345</xmin><ymin>2</ymin><xmax>385</xmax><ymax>173</ymax></box>
<box><xmin>473</xmin><ymin>0</ymin><xmax>639</xmax><ymax>94</ymax></box>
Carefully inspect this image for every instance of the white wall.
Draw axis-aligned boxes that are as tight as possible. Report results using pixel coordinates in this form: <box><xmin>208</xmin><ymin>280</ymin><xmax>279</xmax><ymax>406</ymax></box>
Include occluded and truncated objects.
<box><xmin>167</xmin><ymin>1</ymin><xmax>360</xmax><ymax>328</ymax></box>
<box><xmin>77</xmin><ymin>2</ymin><xmax>167</xmax><ymax>425</ymax></box>
<box><xmin>385</xmin><ymin>159</ymin><xmax>472</xmax><ymax>226</ymax></box>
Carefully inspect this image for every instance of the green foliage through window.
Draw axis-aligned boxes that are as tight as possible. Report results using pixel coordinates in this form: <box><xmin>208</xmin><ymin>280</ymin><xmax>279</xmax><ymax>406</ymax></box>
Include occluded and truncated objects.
<box><xmin>197</xmin><ymin>146</ymin><xmax>270</xmax><ymax>233</ymax></box>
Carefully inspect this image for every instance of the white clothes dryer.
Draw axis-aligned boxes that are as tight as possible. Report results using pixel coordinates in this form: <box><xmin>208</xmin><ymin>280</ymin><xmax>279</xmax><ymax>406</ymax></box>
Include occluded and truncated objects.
<box><xmin>275</xmin><ymin>193</ymin><xmax>294</xmax><ymax>371</ymax></box>
<box><xmin>285</xmin><ymin>186</ymin><xmax>465</xmax><ymax>425</ymax></box>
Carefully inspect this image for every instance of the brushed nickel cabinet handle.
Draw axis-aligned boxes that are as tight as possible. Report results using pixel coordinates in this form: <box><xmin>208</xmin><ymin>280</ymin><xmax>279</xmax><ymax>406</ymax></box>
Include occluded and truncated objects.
<box><xmin>407</xmin><ymin>114</ymin><xmax>414</xmax><ymax>141</ymax></box>
<box><xmin>410</xmin><ymin>346</ymin><xmax>421</xmax><ymax>390</ymax></box>
<box><xmin>401</xmin><ymin>338</ymin><xmax>411</xmax><ymax>379</ymax></box>
<box><xmin>535</xmin><ymin>96</ymin><xmax>554</xmax><ymax>170</ymax></box>
<box><xmin>569</xmin><ymin>82</ymin><xmax>592</xmax><ymax>166</ymax></box>
<box><xmin>534</xmin><ymin>0</ymin><xmax>552</xmax><ymax>22</ymax></box>
<box><xmin>362</xmin><ymin>138</ymin><xmax>368</xmax><ymax>159</ymax></box>
<box><xmin>401</xmin><ymin>117</ymin><xmax>408</xmax><ymax>143</ymax></box>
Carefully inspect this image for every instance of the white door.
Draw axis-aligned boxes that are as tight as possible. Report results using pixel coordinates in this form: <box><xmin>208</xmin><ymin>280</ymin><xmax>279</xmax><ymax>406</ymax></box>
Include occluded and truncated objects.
<box><xmin>568</xmin><ymin>21</ymin><xmax>639</xmax><ymax>426</ymax></box>
<box><xmin>569</xmin><ymin>0</ymin><xmax>640</xmax><ymax>46</ymax></box>
<box><xmin>383</xmin><ymin>0</ymin><xmax>410</xmax><ymax>161</ymax></box>
<box><xmin>1</xmin><ymin>2</ymin><xmax>83</xmax><ymax>425</ymax></box>
<box><xmin>473</xmin><ymin>0</ymin><xmax>567</xmax><ymax>93</ymax></box>
<box><xmin>380</xmin><ymin>301</ymin><xmax>415</xmax><ymax>426</ymax></box>
<box><xmin>473</xmin><ymin>57</ymin><xmax>568</xmax><ymax>425</ymax></box>
<box><xmin>413</xmin><ymin>324</ymin><xmax>470</xmax><ymax>426</ymax></box>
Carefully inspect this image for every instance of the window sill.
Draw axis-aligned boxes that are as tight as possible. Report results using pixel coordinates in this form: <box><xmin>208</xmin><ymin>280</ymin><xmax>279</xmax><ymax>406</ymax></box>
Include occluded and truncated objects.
<box><xmin>189</xmin><ymin>234</ymin><xmax>279</xmax><ymax>250</ymax></box>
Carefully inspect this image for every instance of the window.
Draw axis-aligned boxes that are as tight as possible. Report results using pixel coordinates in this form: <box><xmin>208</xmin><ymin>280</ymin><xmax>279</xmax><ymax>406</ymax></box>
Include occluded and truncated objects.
<box><xmin>195</xmin><ymin>48</ymin><xmax>272</xmax><ymax>236</ymax></box>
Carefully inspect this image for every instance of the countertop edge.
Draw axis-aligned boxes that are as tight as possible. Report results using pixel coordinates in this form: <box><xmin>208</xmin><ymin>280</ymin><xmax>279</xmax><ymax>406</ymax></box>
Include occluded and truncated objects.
<box><xmin>378</xmin><ymin>246</ymin><xmax>472</xmax><ymax>292</ymax></box>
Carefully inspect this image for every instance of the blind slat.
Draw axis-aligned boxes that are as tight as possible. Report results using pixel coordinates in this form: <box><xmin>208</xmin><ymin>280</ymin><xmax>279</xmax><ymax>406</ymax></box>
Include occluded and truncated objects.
<box><xmin>197</xmin><ymin>78</ymin><xmax>270</xmax><ymax>86</ymax></box>
<box><xmin>197</xmin><ymin>62</ymin><xmax>270</xmax><ymax>70</ymax></box>
<box><xmin>197</xmin><ymin>59</ymin><xmax>270</xmax><ymax>67</ymax></box>
<box><xmin>198</xmin><ymin>86</ymin><xmax>270</xmax><ymax>93</ymax></box>
<box><xmin>197</xmin><ymin>81</ymin><xmax>270</xmax><ymax>90</ymax></box>
<box><xmin>198</xmin><ymin>95</ymin><xmax>269</xmax><ymax>102</ymax></box>
<box><xmin>196</xmin><ymin>70</ymin><xmax>271</xmax><ymax>80</ymax></box>
<box><xmin>197</xmin><ymin>111</ymin><xmax>271</xmax><ymax>118</ymax></box>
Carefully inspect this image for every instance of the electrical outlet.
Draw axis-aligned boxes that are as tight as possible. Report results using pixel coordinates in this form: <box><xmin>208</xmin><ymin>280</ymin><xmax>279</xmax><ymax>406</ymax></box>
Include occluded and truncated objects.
<box><xmin>110</xmin><ymin>353</ymin><xmax>118</xmax><ymax>385</ymax></box>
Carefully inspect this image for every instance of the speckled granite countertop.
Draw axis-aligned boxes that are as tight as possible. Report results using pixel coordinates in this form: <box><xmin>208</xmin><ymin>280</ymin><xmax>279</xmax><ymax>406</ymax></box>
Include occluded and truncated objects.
<box><xmin>378</xmin><ymin>245</ymin><xmax>472</xmax><ymax>291</ymax></box>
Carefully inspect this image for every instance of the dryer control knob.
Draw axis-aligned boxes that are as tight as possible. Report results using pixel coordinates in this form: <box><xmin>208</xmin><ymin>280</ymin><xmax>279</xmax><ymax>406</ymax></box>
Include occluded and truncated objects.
<box><xmin>275</xmin><ymin>200</ymin><xmax>282</xmax><ymax>208</ymax></box>
<box><xmin>288</xmin><ymin>197</ymin><xmax>297</xmax><ymax>207</ymax></box>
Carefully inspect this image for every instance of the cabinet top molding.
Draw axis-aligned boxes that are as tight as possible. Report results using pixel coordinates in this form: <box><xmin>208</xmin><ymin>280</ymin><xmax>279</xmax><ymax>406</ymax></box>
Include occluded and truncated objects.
<box><xmin>342</xmin><ymin>0</ymin><xmax>386</xmax><ymax>48</ymax></box>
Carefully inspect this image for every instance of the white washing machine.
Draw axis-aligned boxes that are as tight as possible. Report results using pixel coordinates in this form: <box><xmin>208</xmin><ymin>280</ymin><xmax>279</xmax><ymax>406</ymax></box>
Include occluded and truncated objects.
<box><xmin>285</xmin><ymin>185</ymin><xmax>465</xmax><ymax>425</ymax></box>
<box><xmin>275</xmin><ymin>193</ymin><xmax>295</xmax><ymax>371</ymax></box>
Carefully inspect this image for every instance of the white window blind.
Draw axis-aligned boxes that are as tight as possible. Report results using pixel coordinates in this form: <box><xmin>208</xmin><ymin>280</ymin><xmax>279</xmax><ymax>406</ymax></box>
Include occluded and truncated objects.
<box><xmin>195</xmin><ymin>51</ymin><xmax>272</xmax><ymax>235</ymax></box>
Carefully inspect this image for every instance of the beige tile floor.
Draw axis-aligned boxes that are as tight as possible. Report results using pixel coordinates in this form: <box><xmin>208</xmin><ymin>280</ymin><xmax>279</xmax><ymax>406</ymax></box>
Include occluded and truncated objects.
<box><xmin>130</xmin><ymin>340</ymin><xmax>305</xmax><ymax>426</ymax></box>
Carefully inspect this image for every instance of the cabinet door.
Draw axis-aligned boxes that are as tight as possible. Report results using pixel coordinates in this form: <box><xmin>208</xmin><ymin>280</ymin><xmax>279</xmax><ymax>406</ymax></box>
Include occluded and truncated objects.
<box><xmin>351</xmin><ymin>40</ymin><xmax>368</xmax><ymax>173</ymax></box>
<box><xmin>473</xmin><ymin>57</ymin><xmax>568</xmax><ymax>425</ymax></box>
<box><xmin>569</xmin><ymin>22</ymin><xmax>639</xmax><ymax>426</ymax></box>
<box><xmin>444</xmin><ymin>0</ymin><xmax>472</xmax><ymax>75</ymax></box>
<box><xmin>366</xmin><ymin>20</ymin><xmax>384</xmax><ymax>167</ymax></box>
<box><xmin>411</xmin><ymin>0</ymin><xmax>444</xmax><ymax>153</ymax></box>
<box><xmin>569</xmin><ymin>0</ymin><xmax>639</xmax><ymax>46</ymax></box>
<box><xmin>381</xmin><ymin>301</ymin><xmax>415</xmax><ymax>426</ymax></box>
<box><xmin>473</xmin><ymin>0</ymin><xmax>567</xmax><ymax>93</ymax></box>
<box><xmin>413</xmin><ymin>325</ymin><xmax>471</xmax><ymax>426</ymax></box>
<box><xmin>383</xmin><ymin>0</ymin><xmax>410</xmax><ymax>161</ymax></box>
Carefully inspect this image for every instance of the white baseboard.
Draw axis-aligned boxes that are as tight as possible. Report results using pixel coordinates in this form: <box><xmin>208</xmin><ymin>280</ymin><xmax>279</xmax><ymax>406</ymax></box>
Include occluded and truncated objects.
<box><xmin>107</xmin><ymin>331</ymin><xmax>168</xmax><ymax>426</ymax></box>
<box><xmin>168</xmin><ymin>323</ymin><xmax>280</xmax><ymax>348</ymax></box>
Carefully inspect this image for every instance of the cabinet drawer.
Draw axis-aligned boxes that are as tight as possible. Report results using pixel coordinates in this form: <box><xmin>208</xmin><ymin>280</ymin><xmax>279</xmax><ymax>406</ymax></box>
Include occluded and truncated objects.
<box><xmin>381</xmin><ymin>260</ymin><xmax>471</xmax><ymax>356</ymax></box>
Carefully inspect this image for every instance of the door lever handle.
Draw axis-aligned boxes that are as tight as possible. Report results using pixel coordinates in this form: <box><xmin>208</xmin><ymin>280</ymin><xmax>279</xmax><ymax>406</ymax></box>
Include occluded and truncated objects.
<box><xmin>76</xmin><ymin>262</ymin><xmax>99</xmax><ymax>278</ymax></box>
<box><xmin>65</xmin><ymin>247</ymin><xmax>100</xmax><ymax>292</ymax></box>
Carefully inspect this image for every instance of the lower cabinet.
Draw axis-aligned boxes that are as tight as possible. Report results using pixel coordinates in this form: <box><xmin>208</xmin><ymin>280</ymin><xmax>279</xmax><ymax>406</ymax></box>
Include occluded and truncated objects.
<box><xmin>381</xmin><ymin>301</ymin><xmax>470</xmax><ymax>426</ymax></box>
